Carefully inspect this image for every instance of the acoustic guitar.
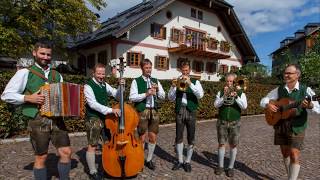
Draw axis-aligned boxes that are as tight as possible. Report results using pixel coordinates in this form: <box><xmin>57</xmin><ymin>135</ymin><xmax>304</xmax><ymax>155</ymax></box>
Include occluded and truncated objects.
<box><xmin>265</xmin><ymin>95</ymin><xmax>319</xmax><ymax>126</ymax></box>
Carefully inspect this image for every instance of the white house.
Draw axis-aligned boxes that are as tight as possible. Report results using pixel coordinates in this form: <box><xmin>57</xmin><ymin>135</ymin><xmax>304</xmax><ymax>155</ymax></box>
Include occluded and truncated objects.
<box><xmin>71</xmin><ymin>0</ymin><xmax>259</xmax><ymax>81</ymax></box>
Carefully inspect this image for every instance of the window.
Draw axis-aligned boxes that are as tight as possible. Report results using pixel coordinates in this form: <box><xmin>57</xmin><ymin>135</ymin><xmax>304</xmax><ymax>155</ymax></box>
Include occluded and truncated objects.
<box><xmin>98</xmin><ymin>50</ymin><xmax>107</xmax><ymax>65</ymax></box>
<box><xmin>191</xmin><ymin>8</ymin><xmax>203</xmax><ymax>20</ymax></box>
<box><xmin>166</xmin><ymin>11</ymin><xmax>172</xmax><ymax>19</ymax></box>
<box><xmin>208</xmin><ymin>38</ymin><xmax>219</xmax><ymax>50</ymax></box>
<box><xmin>155</xmin><ymin>56</ymin><xmax>169</xmax><ymax>70</ymax></box>
<box><xmin>87</xmin><ymin>54</ymin><xmax>95</xmax><ymax>69</ymax></box>
<box><xmin>77</xmin><ymin>55</ymin><xmax>86</xmax><ymax>73</ymax></box>
<box><xmin>220</xmin><ymin>41</ymin><xmax>231</xmax><ymax>52</ymax></box>
<box><xmin>219</xmin><ymin>64</ymin><xmax>229</xmax><ymax>74</ymax></box>
<box><xmin>230</xmin><ymin>66</ymin><xmax>239</xmax><ymax>73</ymax></box>
<box><xmin>198</xmin><ymin>10</ymin><xmax>203</xmax><ymax>20</ymax></box>
<box><xmin>127</xmin><ymin>52</ymin><xmax>144</xmax><ymax>67</ymax></box>
<box><xmin>186</xmin><ymin>29</ymin><xmax>205</xmax><ymax>50</ymax></box>
<box><xmin>206</xmin><ymin>62</ymin><xmax>217</xmax><ymax>73</ymax></box>
<box><xmin>151</xmin><ymin>23</ymin><xmax>166</xmax><ymax>39</ymax></box>
<box><xmin>191</xmin><ymin>8</ymin><xmax>197</xmax><ymax>18</ymax></box>
<box><xmin>192</xmin><ymin>61</ymin><xmax>204</xmax><ymax>73</ymax></box>
<box><xmin>171</xmin><ymin>28</ymin><xmax>183</xmax><ymax>43</ymax></box>
<box><xmin>177</xmin><ymin>58</ymin><xmax>190</xmax><ymax>69</ymax></box>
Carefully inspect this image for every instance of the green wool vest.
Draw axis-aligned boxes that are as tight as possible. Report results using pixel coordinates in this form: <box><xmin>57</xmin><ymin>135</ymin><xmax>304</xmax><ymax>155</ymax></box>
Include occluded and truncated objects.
<box><xmin>22</xmin><ymin>65</ymin><xmax>61</xmax><ymax>118</ymax></box>
<box><xmin>134</xmin><ymin>76</ymin><xmax>159</xmax><ymax>112</ymax></box>
<box><xmin>218</xmin><ymin>89</ymin><xmax>243</xmax><ymax>121</ymax></box>
<box><xmin>175</xmin><ymin>78</ymin><xmax>198</xmax><ymax>113</ymax></box>
<box><xmin>278</xmin><ymin>83</ymin><xmax>308</xmax><ymax>134</ymax></box>
<box><xmin>86</xmin><ymin>78</ymin><xmax>109</xmax><ymax>120</ymax></box>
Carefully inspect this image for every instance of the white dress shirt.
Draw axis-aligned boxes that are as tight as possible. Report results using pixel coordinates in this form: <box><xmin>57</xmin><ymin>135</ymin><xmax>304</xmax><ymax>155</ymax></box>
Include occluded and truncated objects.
<box><xmin>214</xmin><ymin>91</ymin><xmax>248</xmax><ymax>110</ymax></box>
<box><xmin>84</xmin><ymin>78</ymin><xmax>121</xmax><ymax>115</ymax></box>
<box><xmin>168</xmin><ymin>79</ymin><xmax>204</xmax><ymax>105</ymax></box>
<box><xmin>1</xmin><ymin>63</ymin><xmax>63</xmax><ymax>105</ymax></box>
<box><xmin>129</xmin><ymin>75</ymin><xmax>165</xmax><ymax>108</ymax></box>
<box><xmin>260</xmin><ymin>81</ymin><xmax>320</xmax><ymax>114</ymax></box>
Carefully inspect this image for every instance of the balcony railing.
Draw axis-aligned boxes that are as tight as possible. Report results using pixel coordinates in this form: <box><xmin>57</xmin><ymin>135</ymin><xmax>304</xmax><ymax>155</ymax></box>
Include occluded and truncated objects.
<box><xmin>169</xmin><ymin>30</ymin><xmax>231</xmax><ymax>54</ymax></box>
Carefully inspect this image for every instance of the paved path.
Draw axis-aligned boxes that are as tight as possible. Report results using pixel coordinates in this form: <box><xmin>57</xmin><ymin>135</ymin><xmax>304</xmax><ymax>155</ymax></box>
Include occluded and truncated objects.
<box><xmin>0</xmin><ymin>114</ymin><xmax>319</xmax><ymax>180</ymax></box>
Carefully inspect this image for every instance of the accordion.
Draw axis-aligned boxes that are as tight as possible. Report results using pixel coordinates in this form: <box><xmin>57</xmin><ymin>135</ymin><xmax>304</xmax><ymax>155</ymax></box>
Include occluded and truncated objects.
<box><xmin>40</xmin><ymin>82</ymin><xmax>85</xmax><ymax>118</ymax></box>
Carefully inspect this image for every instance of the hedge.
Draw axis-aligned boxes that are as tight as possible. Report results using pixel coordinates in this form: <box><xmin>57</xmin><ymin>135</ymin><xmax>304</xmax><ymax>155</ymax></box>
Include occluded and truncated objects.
<box><xmin>0</xmin><ymin>70</ymin><xmax>277</xmax><ymax>138</ymax></box>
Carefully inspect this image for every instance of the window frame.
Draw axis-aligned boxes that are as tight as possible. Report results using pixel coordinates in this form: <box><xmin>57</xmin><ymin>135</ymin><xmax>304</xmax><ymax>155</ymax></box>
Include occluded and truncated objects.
<box><xmin>127</xmin><ymin>51</ymin><xmax>143</xmax><ymax>68</ymax></box>
<box><xmin>155</xmin><ymin>56</ymin><xmax>169</xmax><ymax>70</ymax></box>
<box><xmin>206</xmin><ymin>62</ymin><xmax>217</xmax><ymax>74</ymax></box>
<box><xmin>151</xmin><ymin>23</ymin><xmax>166</xmax><ymax>40</ymax></box>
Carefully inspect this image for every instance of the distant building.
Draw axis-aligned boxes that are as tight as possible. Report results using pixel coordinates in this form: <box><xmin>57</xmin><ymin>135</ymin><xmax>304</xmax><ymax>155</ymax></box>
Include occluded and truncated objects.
<box><xmin>270</xmin><ymin>23</ymin><xmax>319</xmax><ymax>76</ymax></box>
<box><xmin>70</xmin><ymin>0</ymin><xmax>259</xmax><ymax>81</ymax></box>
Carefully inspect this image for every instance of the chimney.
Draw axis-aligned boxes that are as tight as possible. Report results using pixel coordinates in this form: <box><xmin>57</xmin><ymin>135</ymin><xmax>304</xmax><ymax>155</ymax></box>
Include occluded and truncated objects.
<box><xmin>294</xmin><ymin>30</ymin><xmax>305</xmax><ymax>39</ymax></box>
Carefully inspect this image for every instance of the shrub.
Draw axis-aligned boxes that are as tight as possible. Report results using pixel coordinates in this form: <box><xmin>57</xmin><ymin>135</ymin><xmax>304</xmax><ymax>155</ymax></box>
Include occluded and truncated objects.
<box><xmin>0</xmin><ymin>70</ymin><xmax>280</xmax><ymax>138</ymax></box>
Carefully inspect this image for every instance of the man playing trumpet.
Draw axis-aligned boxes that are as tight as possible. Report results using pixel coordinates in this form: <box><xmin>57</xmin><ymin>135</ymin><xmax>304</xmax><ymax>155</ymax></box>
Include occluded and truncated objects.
<box><xmin>214</xmin><ymin>73</ymin><xmax>247</xmax><ymax>177</ymax></box>
<box><xmin>168</xmin><ymin>61</ymin><xmax>204</xmax><ymax>172</ymax></box>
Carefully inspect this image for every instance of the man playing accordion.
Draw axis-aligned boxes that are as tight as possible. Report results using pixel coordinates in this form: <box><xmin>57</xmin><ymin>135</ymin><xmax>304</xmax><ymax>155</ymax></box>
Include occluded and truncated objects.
<box><xmin>1</xmin><ymin>41</ymin><xmax>72</xmax><ymax>180</ymax></box>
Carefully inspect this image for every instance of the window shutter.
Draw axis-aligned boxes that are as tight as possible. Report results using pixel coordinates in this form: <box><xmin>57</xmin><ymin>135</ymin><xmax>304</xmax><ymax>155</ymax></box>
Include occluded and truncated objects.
<box><xmin>200</xmin><ymin>62</ymin><xmax>204</xmax><ymax>72</ymax></box>
<box><xmin>179</xmin><ymin>30</ymin><xmax>184</xmax><ymax>43</ymax></box>
<box><xmin>161</xmin><ymin>27</ymin><xmax>166</xmax><ymax>39</ymax></box>
<box><xmin>213</xmin><ymin>63</ymin><xmax>217</xmax><ymax>73</ymax></box>
<box><xmin>155</xmin><ymin>56</ymin><xmax>159</xmax><ymax>69</ymax></box>
<box><xmin>192</xmin><ymin>61</ymin><xmax>196</xmax><ymax>71</ymax></box>
<box><xmin>170</xmin><ymin>28</ymin><xmax>174</xmax><ymax>41</ymax></box>
<box><xmin>151</xmin><ymin>23</ymin><xmax>155</xmax><ymax>36</ymax></box>
<box><xmin>141</xmin><ymin>54</ymin><xmax>145</xmax><ymax>61</ymax></box>
<box><xmin>126</xmin><ymin>52</ymin><xmax>130</xmax><ymax>65</ymax></box>
<box><xmin>166</xmin><ymin>58</ymin><xmax>170</xmax><ymax>70</ymax></box>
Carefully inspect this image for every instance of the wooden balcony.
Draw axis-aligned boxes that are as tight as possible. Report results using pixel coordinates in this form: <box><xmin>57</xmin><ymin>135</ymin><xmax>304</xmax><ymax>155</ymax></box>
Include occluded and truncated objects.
<box><xmin>168</xmin><ymin>31</ymin><xmax>231</xmax><ymax>59</ymax></box>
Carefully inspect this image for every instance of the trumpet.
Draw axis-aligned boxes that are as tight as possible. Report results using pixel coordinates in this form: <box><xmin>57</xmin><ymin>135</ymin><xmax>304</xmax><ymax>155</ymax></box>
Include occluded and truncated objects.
<box><xmin>172</xmin><ymin>75</ymin><xmax>189</xmax><ymax>92</ymax></box>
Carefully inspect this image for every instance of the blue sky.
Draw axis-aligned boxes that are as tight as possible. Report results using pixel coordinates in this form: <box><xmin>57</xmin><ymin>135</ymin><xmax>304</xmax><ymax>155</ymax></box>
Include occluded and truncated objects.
<box><xmin>88</xmin><ymin>0</ymin><xmax>320</xmax><ymax>71</ymax></box>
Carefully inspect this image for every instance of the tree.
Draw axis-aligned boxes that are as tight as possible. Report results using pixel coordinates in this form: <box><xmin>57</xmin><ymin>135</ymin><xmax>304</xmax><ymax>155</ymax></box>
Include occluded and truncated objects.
<box><xmin>299</xmin><ymin>34</ymin><xmax>320</xmax><ymax>92</ymax></box>
<box><xmin>0</xmin><ymin>0</ymin><xmax>106</xmax><ymax>58</ymax></box>
<box><xmin>239</xmin><ymin>62</ymin><xmax>269</xmax><ymax>78</ymax></box>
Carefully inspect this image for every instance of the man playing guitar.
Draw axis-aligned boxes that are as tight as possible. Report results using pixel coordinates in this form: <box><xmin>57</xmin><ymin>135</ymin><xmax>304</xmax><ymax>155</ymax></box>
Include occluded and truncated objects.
<box><xmin>260</xmin><ymin>64</ymin><xmax>320</xmax><ymax>180</ymax></box>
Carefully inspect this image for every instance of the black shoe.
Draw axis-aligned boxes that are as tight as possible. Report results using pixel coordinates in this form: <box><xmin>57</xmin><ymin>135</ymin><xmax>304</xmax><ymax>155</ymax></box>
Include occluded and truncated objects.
<box><xmin>214</xmin><ymin>167</ymin><xmax>224</xmax><ymax>175</ymax></box>
<box><xmin>172</xmin><ymin>162</ymin><xmax>183</xmax><ymax>171</ymax></box>
<box><xmin>89</xmin><ymin>172</ymin><xmax>101</xmax><ymax>180</ymax></box>
<box><xmin>145</xmin><ymin>160</ymin><xmax>156</xmax><ymax>170</ymax></box>
<box><xmin>226</xmin><ymin>168</ymin><xmax>234</xmax><ymax>177</ymax></box>
<box><xmin>183</xmin><ymin>162</ymin><xmax>192</xmax><ymax>172</ymax></box>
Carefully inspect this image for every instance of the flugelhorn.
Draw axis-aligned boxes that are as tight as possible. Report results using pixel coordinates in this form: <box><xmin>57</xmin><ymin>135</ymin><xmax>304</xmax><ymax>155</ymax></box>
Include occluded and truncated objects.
<box><xmin>223</xmin><ymin>76</ymin><xmax>248</xmax><ymax>105</ymax></box>
<box><xmin>172</xmin><ymin>75</ymin><xmax>189</xmax><ymax>92</ymax></box>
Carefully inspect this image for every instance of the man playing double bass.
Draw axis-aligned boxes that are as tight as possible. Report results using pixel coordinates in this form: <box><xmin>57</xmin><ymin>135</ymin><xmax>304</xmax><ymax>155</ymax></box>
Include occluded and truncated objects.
<box><xmin>1</xmin><ymin>41</ymin><xmax>71</xmax><ymax>180</ymax></box>
<box><xmin>260</xmin><ymin>64</ymin><xmax>320</xmax><ymax>180</ymax></box>
<box><xmin>168</xmin><ymin>61</ymin><xmax>204</xmax><ymax>172</ymax></box>
<box><xmin>129</xmin><ymin>58</ymin><xmax>165</xmax><ymax>170</ymax></box>
<box><xmin>84</xmin><ymin>63</ymin><xmax>124</xmax><ymax>180</ymax></box>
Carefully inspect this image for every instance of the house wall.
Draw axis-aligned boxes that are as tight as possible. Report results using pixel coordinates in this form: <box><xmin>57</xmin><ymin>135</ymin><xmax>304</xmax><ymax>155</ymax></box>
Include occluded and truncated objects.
<box><xmin>116</xmin><ymin>1</ymin><xmax>242</xmax><ymax>81</ymax></box>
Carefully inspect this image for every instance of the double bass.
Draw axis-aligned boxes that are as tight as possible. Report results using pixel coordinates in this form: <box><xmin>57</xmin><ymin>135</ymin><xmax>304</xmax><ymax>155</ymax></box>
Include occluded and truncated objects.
<box><xmin>102</xmin><ymin>57</ymin><xmax>144</xmax><ymax>178</ymax></box>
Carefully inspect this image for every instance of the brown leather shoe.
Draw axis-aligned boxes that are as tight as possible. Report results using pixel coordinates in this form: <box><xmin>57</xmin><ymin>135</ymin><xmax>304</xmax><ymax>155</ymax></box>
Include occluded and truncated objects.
<box><xmin>214</xmin><ymin>167</ymin><xmax>224</xmax><ymax>175</ymax></box>
<box><xmin>226</xmin><ymin>168</ymin><xmax>234</xmax><ymax>177</ymax></box>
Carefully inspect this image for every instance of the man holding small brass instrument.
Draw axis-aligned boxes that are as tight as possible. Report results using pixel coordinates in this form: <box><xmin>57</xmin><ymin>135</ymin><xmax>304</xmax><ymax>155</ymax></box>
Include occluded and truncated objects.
<box><xmin>168</xmin><ymin>61</ymin><xmax>204</xmax><ymax>172</ymax></box>
<box><xmin>214</xmin><ymin>73</ymin><xmax>247</xmax><ymax>177</ymax></box>
<box><xmin>1</xmin><ymin>41</ymin><xmax>71</xmax><ymax>180</ymax></box>
<box><xmin>260</xmin><ymin>64</ymin><xmax>320</xmax><ymax>180</ymax></box>
<box><xmin>129</xmin><ymin>58</ymin><xmax>165</xmax><ymax>170</ymax></box>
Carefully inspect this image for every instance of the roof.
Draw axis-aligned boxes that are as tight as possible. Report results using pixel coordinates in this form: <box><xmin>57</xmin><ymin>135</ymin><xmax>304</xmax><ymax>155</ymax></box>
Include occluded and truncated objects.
<box><xmin>271</xmin><ymin>24</ymin><xmax>320</xmax><ymax>55</ymax></box>
<box><xmin>74</xmin><ymin>0</ymin><xmax>259</xmax><ymax>63</ymax></box>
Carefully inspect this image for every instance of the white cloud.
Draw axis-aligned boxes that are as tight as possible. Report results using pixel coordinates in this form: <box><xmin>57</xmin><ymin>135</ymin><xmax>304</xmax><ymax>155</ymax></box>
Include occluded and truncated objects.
<box><xmin>297</xmin><ymin>7</ymin><xmax>320</xmax><ymax>17</ymax></box>
<box><xmin>226</xmin><ymin>0</ymin><xmax>315</xmax><ymax>35</ymax></box>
